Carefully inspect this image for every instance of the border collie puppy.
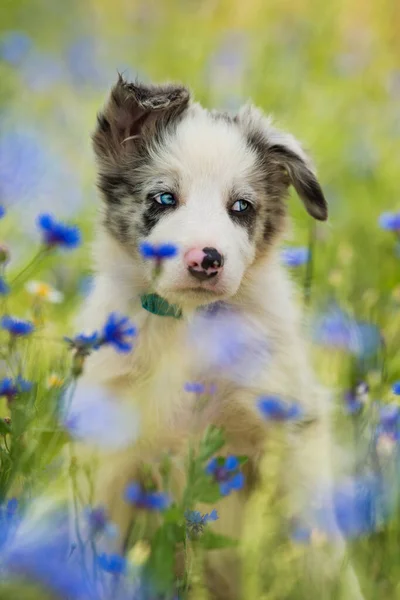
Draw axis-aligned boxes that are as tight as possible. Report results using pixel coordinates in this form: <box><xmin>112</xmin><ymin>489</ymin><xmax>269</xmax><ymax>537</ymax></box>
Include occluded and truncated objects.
<box><xmin>74</xmin><ymin>77</ymin><xmax>363</xmax><ymax>599</ymax></box>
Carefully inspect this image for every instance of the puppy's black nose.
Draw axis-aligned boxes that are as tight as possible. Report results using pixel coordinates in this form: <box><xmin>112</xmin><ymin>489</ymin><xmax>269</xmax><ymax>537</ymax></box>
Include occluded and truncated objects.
<box><xmin>185</xmin><ymin>247</ymin><xmax>225</xmax><ymax>281</ymax></box>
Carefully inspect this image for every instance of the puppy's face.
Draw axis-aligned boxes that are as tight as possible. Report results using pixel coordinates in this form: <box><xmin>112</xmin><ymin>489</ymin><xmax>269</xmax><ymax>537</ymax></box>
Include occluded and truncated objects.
<box><xmin>93</xmin><ymin>78</ymin><xmax>327</xmax><ymax>308</ymax></box>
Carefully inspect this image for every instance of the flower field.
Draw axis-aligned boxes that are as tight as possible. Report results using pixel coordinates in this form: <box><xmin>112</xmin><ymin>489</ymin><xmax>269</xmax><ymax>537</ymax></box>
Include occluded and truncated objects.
<box><xmin>0</xmin><ymin>0</ymin><xmax>400</xmax><ymax>598</ymax></box>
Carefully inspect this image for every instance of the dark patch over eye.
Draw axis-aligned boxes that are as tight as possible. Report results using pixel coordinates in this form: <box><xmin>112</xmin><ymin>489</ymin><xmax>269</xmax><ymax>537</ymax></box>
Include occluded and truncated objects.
<box><xmin>228</xmin><ymin>198</ymin><xmax>256</xmax><ymax>237</ymax></box>
<box><xmin>139</xmin><ymin>191</ymin><xmax>178</xmax><ymax>236</ymax></box>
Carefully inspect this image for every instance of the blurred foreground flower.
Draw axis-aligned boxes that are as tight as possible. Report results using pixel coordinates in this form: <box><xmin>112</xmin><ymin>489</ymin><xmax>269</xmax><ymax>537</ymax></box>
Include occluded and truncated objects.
<box><xmin>139</xmin><ymin>241</ymin><xmax>178</xmax><ymax>260</ymax></box>
<box><xmin>313</xmin><ymin>305</ymin><xmax>381</xmax><ymax>358</ymax></box>
<box><xmin>83</xmin><ymin>506</ymin><xmax>117</xmax><ymax>540</ymax></box>
<box><xmin>1</xmin><ymin>315</ymin><xmax>34</xmax><ymax>338</ymax></box>
<box><xmin>206</xmin><ymin>456</ymin><xmax>244</xmax><ymax>496</ymax></box>
<box><xmin>0</xmin><ymin>503</ymin><xmax>93</xmax><ymax>600</ymax></box>
<box><xmin>0</xmin><ymin>277</ymin><xmax>9</xmax><ymax>295</ymax></box>
<box><xmin>376</xmin><ymin>404</ymin><xmax>400</xmax><ymax>441</ymax></box>
<box><xmin>281</xmin><ymin>247</ymin><xmax>309</xmax><ymax>267</ymax></box>
<box><xmin>98</xmin><ymin>552</ymin><xmax>127</xmax><ymax>575</ymax></box>
<box><xmin>0</xmin><ymin>31</ymin><xmax>32</xmax><ymax>65</ymax></box>
<box><xmin>25</xmin><ymin>280</ymin><xmax>64</xmax><ymax>303</ymax></box>
<box><xmin>258</xmin><ymin>396</ymin><xmax>302</xmax><ymax>421</ymax></box>
<box><xmin>125</xmin><ymin>482</ymin><xmax>170</xmax><ymax>511</ymax></box>
<box><xmin>127</xmin><ymin>540</ymin><xmax>151</xmax><ymax>567</ymax></box>
<box><xmin>294</xmin><ymin>475</ymin><xmax>387</xmax><ymax>541</ymax></box>
<box><xmin>0</xmin><ymin>206</ymin><xmax>5</xmax><ymax>219</ymax></box>
<box><xmin>0</xmin><ymin>377</ymin><xmax>32</xmax><ymax>402</ymax></box>
<box><xmin>63</xmin><ymin>383</ymin><xmax>139</xmax><ymax>449</ymax></box>
<box><xmin>379</xmin><ymin>212</ymin><xmax>400</xmax><ymax>232</ymax></box>
<box><xmin>343</xmin><ymin>382</ymin><xmax>369</xmax><ymax>414</ymax></box>
<box><xmin>47</xmin><ymin>373</ymin><xmax>65</xmax><ymax>389</ymax></box>
<box><xmin>188</xmin><ymin>304</ymin><xmax>270</xmax><ymax>385</ymax></box>
<box><xmin>37</xmin><ymin>213</ymin><xmax>81</xmax><ymax>250</ymax></box>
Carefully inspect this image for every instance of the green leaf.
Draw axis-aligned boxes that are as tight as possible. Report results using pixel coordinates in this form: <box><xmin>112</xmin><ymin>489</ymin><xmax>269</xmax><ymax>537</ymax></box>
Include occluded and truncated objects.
<box><xmin>163</xmin><ymin>504</ymin><xmax>184</xmax><ymax>525</ymax></box>
<box><xmin>195</xmin><ymin>481</ymin><xmax>222</xmax><ymax>504</ymax></box>
<box><xmin>198</xmin><ymin>425</ymin><xmax>225</xmax><ymax>462</ymax></box>
<box><xmin>147</xmin><ymin>524</ymin><xmax>180</xmax><ymax>593</ymax></box>
<box><xmin>237</xmin><ymin>455</ymin><xmax>249</xmax><ymax>466</ymax></box>
<box><xmin>200</xmin><ymin>529</ymin><xmax>238</xmax><ymax>550</ymax></box>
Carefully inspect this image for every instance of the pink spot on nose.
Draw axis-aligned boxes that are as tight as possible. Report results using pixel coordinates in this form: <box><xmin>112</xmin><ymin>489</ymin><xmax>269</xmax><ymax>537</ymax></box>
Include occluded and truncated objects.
<box><xmin>184</xmin><ymin>248</ymin><xmax>207</xmax><ymax>270</ymax></box>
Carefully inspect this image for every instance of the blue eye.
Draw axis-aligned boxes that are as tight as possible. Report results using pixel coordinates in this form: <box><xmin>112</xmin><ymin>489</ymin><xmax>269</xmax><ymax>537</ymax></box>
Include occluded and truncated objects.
<box><xmin>154</xmin><ymin>192</ymin><xmax>177</xmax><ymax>207</ymax></box>
<box><xmin>231</xmin><ymin>199</ymin><xmax>250</xmax><ymax>213</ymax></box>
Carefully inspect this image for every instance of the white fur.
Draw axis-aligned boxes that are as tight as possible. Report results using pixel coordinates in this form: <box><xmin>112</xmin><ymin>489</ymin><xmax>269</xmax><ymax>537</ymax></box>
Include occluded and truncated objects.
<box><xmin>71</xmin><ymin>103</ymin><xmax>364</xmax><ymax>599</ymax></box>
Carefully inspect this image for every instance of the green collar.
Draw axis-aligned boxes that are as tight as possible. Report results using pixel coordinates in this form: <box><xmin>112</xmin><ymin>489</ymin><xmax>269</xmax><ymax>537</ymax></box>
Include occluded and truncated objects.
<box><xmin>141</xmin><ymin>293</ymin><xmax>182</xmax><ymax>319</ymax></box>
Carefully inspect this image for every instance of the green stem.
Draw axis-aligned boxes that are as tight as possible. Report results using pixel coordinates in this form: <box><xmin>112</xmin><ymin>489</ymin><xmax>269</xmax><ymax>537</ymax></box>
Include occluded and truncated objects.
<box><xmin>11</xmin><ymin>247</ymin><xmax>50</xmax><ymax>288</ymax></box>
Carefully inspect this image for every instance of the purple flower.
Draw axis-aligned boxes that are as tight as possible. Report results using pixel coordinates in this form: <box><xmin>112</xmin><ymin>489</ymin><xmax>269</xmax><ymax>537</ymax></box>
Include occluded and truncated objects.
<box><xmin>1</xmin><ymin>315</ymin><xmax>34</xmax><ymax>337</ymax></box>
<box><xmin>293</xmin><ymin>475</ymin><xmax>386</xmax><ymax>541</ymax></box>
<box><xmin>0</xmin><ymin>505</ymin><xmax>93</xmax><ymax>599</ymax></box>
<box><xmin>185</xmin><ymin>509</ymin><xmax>218</xmax><ymax>535</ymax></box>
<box><xmin>379</xmin><ymin>212</ymin><xmax>400</xmax><ymax>231</ymax></box>
<box><xmin>37</xmin><ymin>213</ymin><xmax>81</xmax><ymax>250</ymax></box>
<box><xmin>206</xmin><ymin>456</ymin><xmax>245</xmax><ymax>496</ymax></box>
<box><xmin>64</xmin><ymin>332</ymin><xmax>100</xmax><ymax>354</ymax></box>
<box><xmin>63</xmin><ymin>383</ymin><xmax>139</xmax><ymax>449</ymax></box>
<box><xmin>0</xmin><ymin>31</ymin><xmax>32</xmax><ymax>65</ymax></box>
<box><xmin>281</xmin><ymin>247</ymin><xmax>309</xmax><ymax>267</ymax></box>
<box><xmin>98</xmin><ymin>552</ymin><xmax>126</xmax><ymax>574</ymax></box>
<box><xmin>139</xmin><ymin>241</ymin><xmax>178</xmax><ymax>260</ymax></box>
<box><xmin>258</xmin><ymin>396</ymin><xmax>302</xmax><ymax>421</ymax></box>
<box><xmin>313</xmin><ymin>305</ymin><xmax>381</xmax><ymax>358</ymax></box>
<box><xmin>376</xmin><ymin>404</ymin><xmax>400</xmax><ymax>441</ymax></box>
<box><xmin>184</xmin><ymin>382</ymin><xmax>206</xmax><ymax>394</ymax></box>
<box><xmin>125</xmin><ymin>482</ymin><xmax>170</xmax><ymax>511</ymax></box>
<box><xmin>0</xmin><ymin>277</ymin><xmax>9</xmax><ymax>295</ymax></box>
<box><xmin>343</xmin><ymin>383</ymin><xmax>369</xmax><ymax>415</ymax></box>
<box><xmin>0</xmin><ymin>377</ymin><xmax>32</xmax><ymax>402</ymax></box>
<box><xmin>188</xmin><ymin>306</ymin><xmax>270</xmax><ymax>385</ymax></box>
<box><xmin>83</xmin><ymin>506</ymin><xmax>117</xmax><ymax>542</ymax></box>
<box><xmin>101</xmin><ymin>313</ymin><xmax>136</xmax><ymax>353</ymax></box>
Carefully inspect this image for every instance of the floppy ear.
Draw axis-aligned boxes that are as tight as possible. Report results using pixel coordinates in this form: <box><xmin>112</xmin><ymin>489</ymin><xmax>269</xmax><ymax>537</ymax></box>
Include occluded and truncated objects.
<box><xmin>237</xmin><ymin>105</ymin><xmax>328</xmax><ymax>221</ymax></box>
<box><xmin>93</xmin><ymin>75</ymin><xmax>191</xmax><ymax>165</ymax></box>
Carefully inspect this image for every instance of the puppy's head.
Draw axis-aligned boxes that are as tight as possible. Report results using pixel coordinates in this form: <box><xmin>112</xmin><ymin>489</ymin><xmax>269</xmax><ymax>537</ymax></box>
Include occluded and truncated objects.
<box><xmin>93</xmin><ymin>77</ymin><xmax>327</xmax><ymax>308</ymax></box>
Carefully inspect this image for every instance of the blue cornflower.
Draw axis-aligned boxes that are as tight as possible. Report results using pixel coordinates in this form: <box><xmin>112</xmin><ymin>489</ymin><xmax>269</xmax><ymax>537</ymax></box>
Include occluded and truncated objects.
<box><xmin>343</xmin><ymin>382</ymin><xmax>369</xmax><ymax>415</ymax></box>
<box><xmin>392</xmin><ymin>381</ymin><xmax>400</xmax><ymax>395</ymax></box>
<box><xmin>1</xmin><ymin>315</ymin><xmax>34</xmax><ymax>337</ymax></box>
<box><xmin>376</xmin><ymin>404</ymin><xmax>400</xmax><ymax>441</ymax></box>
<box><xmin>258</xmin><ymin>396</ymin><xmax>302</xmax><ymax>421</ymax></box>
<box><xmin>125</xmin><ymin>482</ymin><xmax>170</xmax><ymax>511</ymax></box>
<box><xmin>98</xmin><ymin>552</ymin><xmax>127</xmax><ymax>574</ymax></box>
<box><xmin>313</xmin><ymin>305</ymin><xmax>381</xmax><ymax>358</ymax></box>
<box><xmin>83</xmin><ymin>506</ymin><xmax>116</xmax><ymax>539</ymax></box>
<box><xmin>0</xmin><ymin>377</ymin><xmax>32</xmax><ymax>402</ymax></box>
<box><xmin>0</xmin><ymin>31</ymin><xmax>32</xmax><ymax>65</ymax></box>
<box><xmin>184</xmin><ymin>382</ymin><xmax>206</xmax><ymax>394</ymax></box>
<box><xmin>281</xmin><ymin>247</ymin><xmax>309</xmax><ymax>267</ymax></box>
<box><xmin>101</xmin><ymin>313</ymin><xmax>136</xmax><ymax>353</ymax></box>
<box><xmin>0</xmin><ymin>206</ymin><xmax>5</xmax><ymax>219</ymax></box>
<box><xmin>0</xmin><ymin>499</ymin><xmax>19</xmax><ymax>549</ymax></box>
<box><xmin>0</xmin><ymin>277</ymin><xmax>9</xmax><ymax>295</ymax></box>
<box><xmin>379</xmin><ymin>212</ymin><xmax>400</xmax><ymax>232</ymax></box>
<box><xmin>139</xmin><ymin>241</ymin><xmax>178</xmax><ymax>260</ymax></box>
<box><xmin>65</xmin><ymin>332</ymin><xmax>100</xmax><ymax>354</ymax></box>
<box><xmin>37</xmin><ymin>213</ymin><xmax>81</xmax><ymax>250</ymax></box>
<box><xmin>206</xmin><ymin>456</ymin><xmax>245</xmax><ymax>496</ymax></box>
<box><xmin>185</xmin><ymin>509</ymin><xmax>218</xmax><ymax>536</ymax></box>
